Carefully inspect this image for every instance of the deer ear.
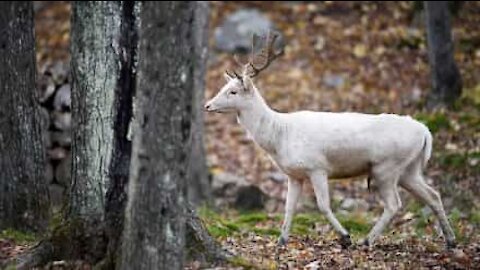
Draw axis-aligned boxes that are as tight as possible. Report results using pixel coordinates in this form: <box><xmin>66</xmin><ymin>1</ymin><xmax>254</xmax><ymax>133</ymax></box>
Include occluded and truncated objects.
<box><xmin>224</xmin><ymin>72</ymin><xmax>232</xmax><ymax>82</ymax></box>
<box><xmin>242</xmin><ymin>76</ymin><xmax>254</xmax><ymax>92</ymax></box>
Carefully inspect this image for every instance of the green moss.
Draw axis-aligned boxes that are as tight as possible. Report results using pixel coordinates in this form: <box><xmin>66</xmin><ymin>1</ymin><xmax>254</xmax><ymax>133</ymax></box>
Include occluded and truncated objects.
<box><xmin>0</xmin><ymin>228</ymin><xmax>37</xmax><ymax>244</ymax></box>
<box><xmin>223</xmin><ymin>222</ymin><xmax>240</xmax><ymax>232</ymax></box>
<box><xmin>414</xmin><ymin>214</ymin><xmax>429</xmax><ymax>235</ymax></box>
<box><xmin>291</xmin><ymin>224</ymin><xmax>310</xmax><ymax>235</ymax></box>
<box><xmin>198</xmin><ymin>206</ymin><xmax>222</xmax><ymax>221</ymax></box>
<box><xmin>406</xmin><ymin>200</ymin><xmax>423</xmax><ymax>214</ymax></box>
<box><xmin>438</xmin><ymin>153</ymin><xmax>468</xmax><ymax>168</ymax></box>
<box><xmin>252</xmin><ymin>227</ymin><xmax>280</xmax><ymax>237</ymax></box>
<box><xmin>448</xmin><ymin>208</ymin><xmax>466</xmax><ymax>243</ymax></box>
<box><xmin>236</xmin><ymin>212</ymin><xmax>268</xmax><ymax>224</ymax></box>
<box><xmin>458</xmin><ymin>113</ymin><xmax>480</xmax><ymax>128</ymax></box>
<box><xmin>414</xmin><ymin>112</ymin><xmax>451</xmax><ymax>133</ymax></box>
<box><xmin>207</xmin><ymin>224</ymin><xmax>233</xmax><ymax>238</ymax></box>
<box><xmin>337</xmin><ymin>214</ymin><xmax>370</xmax><ymax>236</ymax></box>
<box><xmin>290</xmin><ymin>213</ymin><xmax>325</xmax><ymax>236</ymax></box>
<box><xmin>228</xmin><ymin>256</ymin><xmax>257</xmax><ymax>270</ymax></box>
<box><xmin>293</xmin><ymin>213</ymin><xmax>321</xmax><ymax>227</ymax></box>
<box><xmin>469</xmin><ymin>211</ymin><xmax>480</xmax><ymax>226</ymax></box>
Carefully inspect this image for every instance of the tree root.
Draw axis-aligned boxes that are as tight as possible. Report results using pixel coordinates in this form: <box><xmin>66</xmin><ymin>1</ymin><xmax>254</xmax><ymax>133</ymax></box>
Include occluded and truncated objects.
<box><xmin>5</xmin><ymin>204</ymin><xmax>229</xmax><ymax>269</ymax></box>
<box><xmin>4</xmin><ymin>240</ymin><xmax>54</xmax><ymax>270</ymax></box>
<box><xmin>186</xmin><ymin>202</ymin><xmax>233</xmax><ymax>262</ymax></box>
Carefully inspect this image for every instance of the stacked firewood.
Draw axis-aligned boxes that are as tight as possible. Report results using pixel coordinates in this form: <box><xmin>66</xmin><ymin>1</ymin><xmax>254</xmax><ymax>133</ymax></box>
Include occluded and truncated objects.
<box><xmin>37</xmin><ymin>61</ymin><xmax>71</xmax><ymax>211</ymax></box>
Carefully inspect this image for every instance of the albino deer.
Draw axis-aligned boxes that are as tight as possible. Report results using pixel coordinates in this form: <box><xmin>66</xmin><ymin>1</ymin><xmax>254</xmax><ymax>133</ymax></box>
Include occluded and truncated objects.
<box><xmin>205</xmin><ymin>32</ymin><xmax>456</xmax><ymax>248</ymax></box>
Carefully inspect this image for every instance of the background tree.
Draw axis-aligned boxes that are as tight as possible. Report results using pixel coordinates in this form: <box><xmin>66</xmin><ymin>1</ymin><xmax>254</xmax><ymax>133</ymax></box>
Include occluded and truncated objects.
<box><xmin>188</xmin><ymin>1</ymin><xmax>212</xmax><ymax>206</ymax></box>
<box><xmin>424</xmin><ymin>1</ymin><xmax>462</xmax><ymax>109</ymax></box>
<box><xmin>0</xmin><ymin>1</ymin><xmax>49</xmax><ymax>232</ymax></box>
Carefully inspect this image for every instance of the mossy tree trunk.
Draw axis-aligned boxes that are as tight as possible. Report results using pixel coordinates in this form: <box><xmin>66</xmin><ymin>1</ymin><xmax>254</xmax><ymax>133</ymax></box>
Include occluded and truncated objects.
<box><xmin>424</xmin><ymin>1</ymin><xmax>462</xmax><ymax>109</ymax></box>
<box><xmin>0</xmin><ymin>1</ymin><xmax>49</xmax><ymax>232</ymax></box>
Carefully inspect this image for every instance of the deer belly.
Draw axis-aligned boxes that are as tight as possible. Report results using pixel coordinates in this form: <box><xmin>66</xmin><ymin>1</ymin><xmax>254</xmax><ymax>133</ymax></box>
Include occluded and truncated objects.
<box><xmin>327</xmin><ymin>157</ymin><xmax>370</xmax><ymax>179</ymax></box>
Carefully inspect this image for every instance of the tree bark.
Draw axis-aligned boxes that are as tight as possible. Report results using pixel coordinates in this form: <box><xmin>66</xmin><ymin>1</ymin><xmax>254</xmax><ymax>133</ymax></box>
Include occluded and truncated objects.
<box><xmin>8</xmin><ymin>2</ymin><xmax>227</xmax><ymax>269</ymax></box>
<box><xmin>7</xmin><ymin>2</ymin><xmax>138</xmax><ymax>269</ymax></box>
<box><xmin>0</xmin><ymin>1</ymin><xmax>49</xmax><ymax>232</ymax></box>
<box><xmin>66</xmin><ymin>1</ymin><xmax>138</xmax><ymax>265</ymax></box>
<box><xmin>188</xmin><ymin>1</ymin><xmax>212</xmax><ymax>206</ymax></box>
<box><xmin>120</xmin><ymin>2</ymin><xmax>195</xmax><ymax>269</ymax></box>
<box><xmin>424</xmin><ymin>1</ymin><xmax>462</xmax><ymax>109</ymax></box>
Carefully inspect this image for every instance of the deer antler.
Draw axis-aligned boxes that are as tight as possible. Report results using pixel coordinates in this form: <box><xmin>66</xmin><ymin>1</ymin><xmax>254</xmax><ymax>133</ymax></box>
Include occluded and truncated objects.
<box><xmin>226</xmin><ymin>30</ymin><xmax>284</xmax><ymax>79</ymax></box>
<box><xmin>247</xmin><ymin>31</ymin><xmax>284</xmax><ymax>78</ymax></box>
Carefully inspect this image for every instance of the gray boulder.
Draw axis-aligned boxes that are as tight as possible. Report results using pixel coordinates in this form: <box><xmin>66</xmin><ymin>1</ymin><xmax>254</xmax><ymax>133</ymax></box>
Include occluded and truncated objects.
<box><xmin>214</xmin><ymin>9</ymin><xmax>284</xmax><ymax>53</ymax></box>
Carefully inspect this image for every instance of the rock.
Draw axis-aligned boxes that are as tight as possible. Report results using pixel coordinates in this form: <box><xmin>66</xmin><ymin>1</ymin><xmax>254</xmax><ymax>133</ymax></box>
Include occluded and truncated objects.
<box><xmin>37</xmin><ymin>75</ymin><xmax>56</xmax><ymax>103</ymax></box>
<box><xmin>234</xmin><ymin>185</ymin><xmax>267</xmax><ymax>211</ymax></box>
<box><xmin>39</xmin><ymin>107</ymin><xmax>52</xmax><ymax>148</ymax></box>
<box><xmin>212</xmin><ymin>172</ymin><xmax>268</xmax><ymax>210</ymax></box>
<box><xmin>53</xmin><ymin>84</ymin><xmax>71</xmax><ymax>112</ymax></box>
<box><xmin>340</xmin><ymin>198</ymin><xmax>369</xmax><ymax>211</ymax></box>
<box><xmin>49</xmin><ymin>184</ymin><xmax>65</xmax><ymax>213</ymax></box>
<box><xmin>50</xmin><ymin>130</ymin><xmax>71</xmax><ymax>147</ymax></box>
<box><xmin>55</xmin><ymin>156</ymin><xmax>71</xmax><ymax>188</ymax></box>
<box><xmin>212</xmin><ymin>172</ymin><xmax>248</xmax><ymax>194</ymax></box>
<box><xmin>214</xmin><ymin>9</ymin><xmax>284</xmax><ymax>53</ymax></box>
<box><xmin>52</xmin><ymin>111</ymin><xmax>71</xmax><ymax>131</ymax></box>
<box><xmin>48</xmin><ymin>61</ymin><xmax>70</xmax><ymax>85</ymax></box>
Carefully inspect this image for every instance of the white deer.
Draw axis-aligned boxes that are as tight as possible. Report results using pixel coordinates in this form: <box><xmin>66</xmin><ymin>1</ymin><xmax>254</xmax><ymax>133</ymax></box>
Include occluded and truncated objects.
<box><xmin>205</xmin><ymin>32</ymin><xmax>456</xmax><ymax>248</ymax></box>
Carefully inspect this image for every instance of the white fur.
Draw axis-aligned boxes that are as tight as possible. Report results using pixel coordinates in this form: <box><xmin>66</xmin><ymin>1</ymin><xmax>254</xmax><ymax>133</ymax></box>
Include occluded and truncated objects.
<box><xmin>205</xmin><ymin>75</ymin><xmax>456</xmax><ymax>247</ymax></box>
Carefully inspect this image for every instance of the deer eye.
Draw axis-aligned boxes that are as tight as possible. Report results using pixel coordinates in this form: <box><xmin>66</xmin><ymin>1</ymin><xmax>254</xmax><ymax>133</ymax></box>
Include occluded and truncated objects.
<box><xmin>230</xmin><ymin>90</ymin><xmax>237</xmax><ymax>95</ymax></box>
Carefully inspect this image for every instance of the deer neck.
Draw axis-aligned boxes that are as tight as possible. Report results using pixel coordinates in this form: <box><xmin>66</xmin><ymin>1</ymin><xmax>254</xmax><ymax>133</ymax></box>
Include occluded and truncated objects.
<box><xmin>237</xmin><ymin>89</ymin><xmax>282</xmax><ymax>154</ymax></box>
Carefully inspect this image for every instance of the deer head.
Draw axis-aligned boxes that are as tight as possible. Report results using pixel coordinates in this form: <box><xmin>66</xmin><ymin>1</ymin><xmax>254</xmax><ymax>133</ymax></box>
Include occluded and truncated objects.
<box><xmin>205</xmin><ymin>31</ymin><xmax>283</xmax><ymax>113</ymax></box>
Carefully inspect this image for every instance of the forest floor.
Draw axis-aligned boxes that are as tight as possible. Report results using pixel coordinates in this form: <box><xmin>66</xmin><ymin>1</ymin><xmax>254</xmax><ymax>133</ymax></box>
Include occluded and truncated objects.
<box><xmin>1</xmin><ymin>1</ymin><xmax>479</xmax><ymax>269</ymax></box>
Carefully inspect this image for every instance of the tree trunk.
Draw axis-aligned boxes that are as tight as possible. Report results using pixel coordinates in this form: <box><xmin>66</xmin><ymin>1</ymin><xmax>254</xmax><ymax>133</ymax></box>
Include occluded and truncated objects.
<box><xmin>188</xmin><ymin>1</ymin><xmax>211</xmax><ymax>206</ymax></box>
<box><xmin>7</xmin><ymin>2</ymin><xmax>138</xmax><ymax>269</ymax></box>
<box><xmin>120</xmin><ymin>2</ymin><xmax>195</xmax><ymax>269</ymax></box>
<box><xmin>8</xmin><ymin>2</ymin><xmax>227</xmax><ymax>269</ymax></box>
<box><xmin>0</xmin><ymin>1</ymin><xmax>49</xmax><ymax>232</ymax></box>
<box><xmin>62</xmin><ymin>1</ymin><xmax>137</xmax><ymax>263</ymax></box>
<box><xmin>424</xmin><ymin>1</ymin><xmax>462</xmax><ymax>109</ymax></box>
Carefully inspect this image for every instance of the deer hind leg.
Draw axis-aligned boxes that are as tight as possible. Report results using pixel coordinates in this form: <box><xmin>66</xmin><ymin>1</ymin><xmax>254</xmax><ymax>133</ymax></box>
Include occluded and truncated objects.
<box><xmin>399</xmin><ymin>163</ymin><xmax>456</xmax><ymax>248</ymax></box>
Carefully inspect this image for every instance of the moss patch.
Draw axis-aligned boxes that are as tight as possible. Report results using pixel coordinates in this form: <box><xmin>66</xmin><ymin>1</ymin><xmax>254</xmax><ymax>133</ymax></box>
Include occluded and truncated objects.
<box><xmin>414</xmin><ymin>112</ymin><xmax>451</xmax><ymax>133</ymax></box>
<box><xmin>0</xmin><ymin>228</ymin><xmax>37</xmax><ymax>244</ymax></box>
<box><xmin>236</xmin><ymin>212</ymin><xmax>269</xmax><ymax>224</ymax></box>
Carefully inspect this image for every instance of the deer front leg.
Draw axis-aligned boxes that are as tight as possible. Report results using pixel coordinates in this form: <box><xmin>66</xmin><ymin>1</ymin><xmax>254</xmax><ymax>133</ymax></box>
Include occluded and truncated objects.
<box><xmin>310</xmin><ymin>170</ymin><xmax>352</xmax><ymax>248</ymax></box>
<box><xmin>278</xmin><ymin>178</ymin><xmax>302</xmax><ymax>246</ymax></box>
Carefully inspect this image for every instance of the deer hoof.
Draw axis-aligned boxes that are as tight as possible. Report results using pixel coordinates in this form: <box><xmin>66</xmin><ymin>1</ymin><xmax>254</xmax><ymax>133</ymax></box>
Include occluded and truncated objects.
<box><xmin>339</xmin><ymin>234</ymin><xmax>352</xmax><ymax>248</ymax></box>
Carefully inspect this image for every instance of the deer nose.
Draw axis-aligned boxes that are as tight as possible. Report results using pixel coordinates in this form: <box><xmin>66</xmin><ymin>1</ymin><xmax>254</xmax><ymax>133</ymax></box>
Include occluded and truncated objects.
<box><xmin>204</xmin><ymin>104</ymin><xmax>211</xmax><ymax>111</ymax></box>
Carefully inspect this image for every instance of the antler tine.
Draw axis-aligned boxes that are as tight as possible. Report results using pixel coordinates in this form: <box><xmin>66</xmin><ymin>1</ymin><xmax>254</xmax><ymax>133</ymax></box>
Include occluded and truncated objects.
<box><xmin>225</xmin><ymin>68</ymin><xmax>242</xmax><ymax>80</ymax></box>
<box><xmin>250</xmin><ymin>33</ymin><xmax>259</xmax><ymax>63</ymax></box>
<box><xmin>248</xmin><ymin>31</ymin><xmax>284</xmax><ymax>78</ymax></box>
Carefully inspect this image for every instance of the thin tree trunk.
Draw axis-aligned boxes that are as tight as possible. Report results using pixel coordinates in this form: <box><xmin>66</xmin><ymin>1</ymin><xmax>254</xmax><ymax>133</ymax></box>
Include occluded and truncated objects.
<box><xmin>188</xmin><ymin>1</ymin><xmax>211</xmax><ymax>206</ymax></box>
<box><xmin>0</xmin><ymin>1</ymin><xmax>49</xmax><ymax>232</ymax></box>
<box><xmin>424</xmin><ymin>1</ymin><xmax>462</xmax><ymax>109</ymax></box>
<box><xmin>7</xmin><ymin>2</ymin><xmax>138</xmax><ymax>269</ymax></box>
<box><xmin>120</xmin><ymin>2</ymin><xmax>195</xmax><ymax>269</ymax></box>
